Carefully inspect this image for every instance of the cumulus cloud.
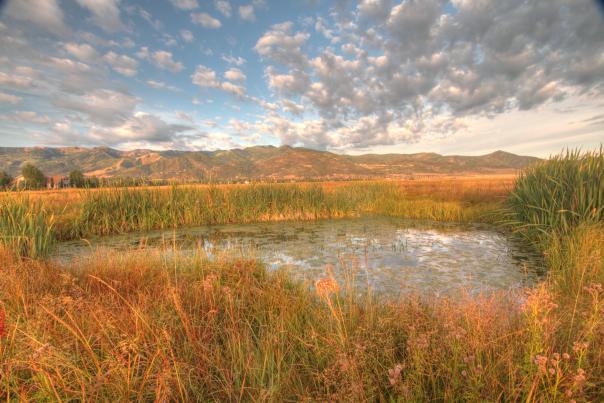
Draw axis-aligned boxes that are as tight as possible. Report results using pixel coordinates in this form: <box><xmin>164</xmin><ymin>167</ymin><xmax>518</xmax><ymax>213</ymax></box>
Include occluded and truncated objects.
<box><xmin>169</xmin><ymin>0</ymin><xmax>198</xmax><ymax>10</ymax></box>
<box><xmin>192</xmin><ymin>65</ymin><xmax>247</xmax><ymax>98</ymax></box>
<box><xmin>222</xmin><ymin>55</ymin><xmax>246</xmax><ymax>66</ymax></box>
<box><xmin>180</xmin><ymin>30</ymin><xmax>194</xmax><ymax>43</ymax></box>
<box><xmin>64</xmin><ymin>42</ymin><xmax>99</xmax><ymax>63</ymax></box>
<box><xmin>75</xmin><ymin>0</ymin><xmax>125</xmax><ymax>32</ymax></box>
<box><xmin>255</xmin><ymin>22</ymin><xmax>310</xmax><ymax>68</ymax></box>
<box><xmin>0</xmin><ymin>72</ymin><xmax>35</xmax><ymax>88</ymax></box>
<box><xmin>12</xmin><ymin>111</ymin><xmax>51</xmax><ymax>125</ymax></box>
<box><xmin>54</xmin><ymin>89</ymin><xmax>138</xmax><ymax>126</ymax></box>
<box><xmin>224</xmin><ymin>68</ymin><xmax>246</xmax><ymax>81</ymax></box>
<box><xmin>250</xmin><ymin>0</ymin><xmax>604</xmax><ymax>150</ymax></box>
<box><xmin>137</xmin><ymin>48</ymin><xmax>184</xmax><ymax>72</ymax></box>
<box><xmin>238</xmin><ymin>5</ymin><xmax>255</xmax><ymax>22</ymax></box>
<box><xmin>0</xmin><ymin>92</ymin><xmax>21</xmax><ymax>104</ymax></box>
<box><xmin>147</xmin><ymin>80</ymin><xmax>180</xmax><ymax>92</ymax></box>
<box><xmin>191</xmin><ymin>65</ymin><xmax>220</xmax><ymax>88</ymax></box>
<box><xmin>103</xmin><ymin>51</ymin><xmax>138</xmax><ymax>76</ymax></box>
<box><xmin>191</xmin><ymin>12</ymin><xmax>222</xmax><ymax>29</ymax></box>
<box><xmin>89</xmin><ymin>112</ymin><xmax>193</xmax><ymax>144</ymax></box>
<box><xmin>4</xmin><ymin>0</ymin><xmax>68</xmax><ymax>35</ymax></box>
<box><xmin>215</xmin><ymin>0</ymin><xmax>232</xmax><ymax>17</ymax></box>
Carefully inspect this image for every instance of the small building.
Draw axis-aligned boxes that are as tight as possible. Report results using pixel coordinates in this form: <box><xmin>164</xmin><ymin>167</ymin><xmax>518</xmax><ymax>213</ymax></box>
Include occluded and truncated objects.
<box><xmin>47</xmin><ymin>176</ymin><xmax>70</xmax><ymax>189</ymax></box>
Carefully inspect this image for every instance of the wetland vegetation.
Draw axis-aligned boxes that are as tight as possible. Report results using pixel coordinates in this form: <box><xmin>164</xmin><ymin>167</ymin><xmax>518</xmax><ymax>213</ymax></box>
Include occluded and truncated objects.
<box><xmin>0</xmin><ymin>150</ymin><xmax>603</xmax><ymax>400</ymax></box>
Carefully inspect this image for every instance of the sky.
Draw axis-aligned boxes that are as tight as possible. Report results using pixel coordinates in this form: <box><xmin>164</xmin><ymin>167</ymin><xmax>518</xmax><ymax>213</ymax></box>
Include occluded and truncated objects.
<box><xmin>0</xmin><ymin>0</ymin><xmax>603</xmax><ymax>157</ymax></box>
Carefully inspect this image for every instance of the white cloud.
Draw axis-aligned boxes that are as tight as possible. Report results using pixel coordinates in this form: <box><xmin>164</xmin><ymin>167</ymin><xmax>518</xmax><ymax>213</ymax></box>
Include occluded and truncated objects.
<box><xmin>191</xmin><ymin>65</ymin><xmax>220</xmax><ymax>88</ymax></box>
<box><xmin>191</xmin><ymin>12</ymin><xmax>222</xmax><ymax>29</ymax></box>
<box><xmin>221</xmin><ymin>55</ymin><xmax>246</xmax><ymax>66</ymax></box>
<box><xmin>215</xmin><ymin>0</ymin><xmax>232</xmax><ymax>17</ymax></box>
<box><xmin>49</xmin><ymin>57</ymin><xmax>91</xmax><ymax>73</ymax></box>
<box><xmin>169</xmin><ymin>0</ymin><xmax>198</xmax><ymax>10</ymax></box>
<box><xmin>220</xmin><ymin>81</ymin><xmax>245</xmax><ymax>97</ymax></box>
<box><xmin>4</xmin><ymin>0</ymin><xmax>67</xmax><ymax>35</ymax></box>
<box><xmin>192</xmin><ymin>65</ymin><xmax>247</xmax><ymax>98</ymax></box>
<box><xmin>152</xmin><ymin>51</ymin><xmax>184</xmax><ymax>72</ymax></box>
<box><xmin>54</xmin><ymin>89</ymin><xmax>139</xmax><ymax>126</ymax></box>
<box><xmin>224</xmin><ymin>68</ymin><xmax>246</xmax><ymax>81</ymax></box>
<box><xmin>12</xmin><ymin>111</ymin><xmax>51</xmax><ymax>125</ymax></box>
<box><xmin>64</xmin><ymin>42</ymin><xmax>99</xmax><ymax>62</ymax></box>
<box><xmin>0</xmin><ymin>72</ymin><xmax>34</xmax><ymax>88</ymax></box>
<box><xmin>238</xmin><ymin>5</ymin><xmax>255</xmax><ymax>22</ymax></box>
<box><xmin>138</xmin><ymin>49</ymin><xmax>184</xmax><ymax>73</ymax></box>
<box><xmin>75</xmin><ymin>0</ymin><xmax>125</xmax><ymax>32</ymax></box>
<box><xmin>103</xmin><ymin>51</ymin><xmax>138</xmax><ymax>77</ymax></box>
<box><xmin>88</xmin><ymin>112</ymin><xmax>193</xmax><ymax>144</ymax></box>
<box><xmin>147</xmin><ymin>80</ymin><xmax>179</xmax><ymax>92</ymax></box>
<box><xmin>254</xmin><ymin>22</ymin><xmax>310</xmax><ymax>67</ymax></box>
<box><xmin>0</xmin><ymin>92</ymin><xmax>22</xmax><ymax>105</ymax></box>
<box><xmin>180</xmin><ymin>30</ymin><xmax>194</xmax><ymax>43</ymax></box>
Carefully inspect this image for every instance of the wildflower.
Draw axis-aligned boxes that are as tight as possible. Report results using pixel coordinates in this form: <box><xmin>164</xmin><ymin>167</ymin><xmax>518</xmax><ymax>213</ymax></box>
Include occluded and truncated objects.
<box><xmin>548</xmin><ymin>368</ymin><xmax>556</xmax><ymax>375</ymax></box>
<box><xmin>388</xmin><ymin>364</ymin><xmax>403</xmax><ymax>386</ymax></box>
<box><xmin>534</xmin><ymin>355</ymin><xmax>548</xmax><ymax>373</ymax></box>
<box><xmin>461</xmin><ymin>370</ymin><xmax>467</xmax><ymax>377</ymax></box>
<box><xmin>563</xmin><ymin>353</ymin><xmax>570</xmax><ymax>360</ymax></box>
<box><xmin>573</xmin><ymin>368</ymin><xmax>586</xmax><ymax>389</ymax></box>
<box><xmin>572</xmin><ymin>341</ymin><xmax>589</xmax><ymax>354</ymax></box>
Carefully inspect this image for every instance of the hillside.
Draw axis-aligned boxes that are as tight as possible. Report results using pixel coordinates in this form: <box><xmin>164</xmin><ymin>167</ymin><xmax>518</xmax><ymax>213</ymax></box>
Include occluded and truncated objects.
<box><xmin>0</xmin><ymin>146</ymin><xmax>539</xmax><ymax>180</ymax></box>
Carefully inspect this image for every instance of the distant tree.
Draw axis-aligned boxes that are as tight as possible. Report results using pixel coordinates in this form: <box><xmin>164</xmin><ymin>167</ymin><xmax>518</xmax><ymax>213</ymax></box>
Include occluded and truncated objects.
<box><xmin>69</xmin><ymin>170</ymin><xmax>86</xmax><ymax>188</ymax></box>
<box><xmin>87</xmin><ymin>176</ymin><xmax>100</xmax><ymax>188</ymax></box>
<box><xmin>21</xmin><ymin>163</ymin><xmax>46</xmax><ymax>189</ymax></box>
<box><xmin>0</xmin><ymin>171</ymin><xmax>12</xmax><ymax>189</ymax></box>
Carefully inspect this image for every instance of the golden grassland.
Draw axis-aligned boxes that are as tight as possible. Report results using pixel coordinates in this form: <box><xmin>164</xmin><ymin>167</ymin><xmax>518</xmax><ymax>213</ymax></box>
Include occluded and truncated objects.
<box><xmin>0</xmin><ymin>156</ymin><xmax>603</xmax><ymax>400</ymax></box>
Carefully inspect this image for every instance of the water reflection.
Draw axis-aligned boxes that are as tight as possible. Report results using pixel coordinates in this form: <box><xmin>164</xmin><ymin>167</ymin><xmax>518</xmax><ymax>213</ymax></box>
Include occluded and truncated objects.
<box><xmin>55</xmin><ymin>217</ymin><xmax>543</xmax><ymax>296</ymax></box>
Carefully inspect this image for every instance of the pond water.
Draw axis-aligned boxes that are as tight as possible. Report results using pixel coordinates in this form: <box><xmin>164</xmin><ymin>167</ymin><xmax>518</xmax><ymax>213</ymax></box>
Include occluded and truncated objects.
<box><xmin>55</xmin><ymin>217</ymin><xmax>542</xmax><ymax>296</ymax></box>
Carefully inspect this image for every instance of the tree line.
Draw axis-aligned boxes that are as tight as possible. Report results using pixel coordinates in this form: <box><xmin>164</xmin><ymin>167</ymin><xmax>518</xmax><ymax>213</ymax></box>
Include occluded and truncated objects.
<box><xmin>0</xmin><ymin>164</ymin><xmax>100</xmax><ymax>190</ymax></box>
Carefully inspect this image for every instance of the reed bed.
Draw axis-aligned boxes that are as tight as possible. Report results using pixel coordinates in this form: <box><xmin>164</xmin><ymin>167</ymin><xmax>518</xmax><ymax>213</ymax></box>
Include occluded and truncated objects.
<box><xmin>4</xmin><ymin>179</ymin><xmax>498</xmax><ymax>242</ymax></box>
<box><xmin>0</xmin><ymin>198</ymin><xmax>55</xmax><ymax>259</ymax></box>
<box><xmin>504</xmin><ymin>148</ymin><xmax>604</xmax><ymax>243</ymax></box>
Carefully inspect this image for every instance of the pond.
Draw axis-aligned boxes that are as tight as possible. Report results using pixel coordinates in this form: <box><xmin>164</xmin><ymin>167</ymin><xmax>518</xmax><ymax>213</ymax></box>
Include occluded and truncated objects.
<box><xmin>55</xmin><ymin>217</ymin><xmax>543</xmax><ymax>296</ymax></box>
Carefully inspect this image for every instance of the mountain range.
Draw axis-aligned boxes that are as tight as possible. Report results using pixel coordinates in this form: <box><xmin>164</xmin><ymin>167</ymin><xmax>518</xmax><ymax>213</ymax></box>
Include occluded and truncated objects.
<box><xmin>0</xmin><ymin>146</ymin><xmax>539</xmax><ymax>180</ymax></box>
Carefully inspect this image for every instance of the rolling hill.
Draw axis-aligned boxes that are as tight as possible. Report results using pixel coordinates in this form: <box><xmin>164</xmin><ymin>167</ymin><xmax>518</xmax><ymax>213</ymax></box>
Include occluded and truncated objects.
<box><xmin>0</xmin><ymin>146</ymin><xmax>539</xmax><ymax>181</ymax></box>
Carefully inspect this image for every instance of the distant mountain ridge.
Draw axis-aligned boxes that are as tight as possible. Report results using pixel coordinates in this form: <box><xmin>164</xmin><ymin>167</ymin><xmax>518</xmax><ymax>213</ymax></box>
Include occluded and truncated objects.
<box><xmin>0</xmin><ymin>146</ymin><xmax>540</xmax><ymax>180</ymax></box>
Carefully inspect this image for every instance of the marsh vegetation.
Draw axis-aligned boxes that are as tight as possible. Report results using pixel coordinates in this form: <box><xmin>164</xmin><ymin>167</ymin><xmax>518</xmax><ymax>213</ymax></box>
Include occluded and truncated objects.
<box><xmin>0</xmin><ymin>151</ymin><xmax>602</xmax><ymax>400</ymax></box>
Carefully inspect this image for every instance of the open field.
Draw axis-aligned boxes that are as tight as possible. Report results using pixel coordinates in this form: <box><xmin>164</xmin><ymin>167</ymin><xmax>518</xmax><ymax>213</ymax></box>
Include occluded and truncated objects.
<box><xmin>0</xmin><ymin>155</ymin><xmax>603</xmax><ymax>400</ymax></box>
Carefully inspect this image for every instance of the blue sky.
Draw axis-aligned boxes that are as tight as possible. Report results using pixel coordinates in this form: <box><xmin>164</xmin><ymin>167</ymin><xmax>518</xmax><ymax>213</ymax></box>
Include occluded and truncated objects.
<box><xmin>0</xmin><ymin>0</ymin><xmax>603</xmax><ymax>157</ymax></box>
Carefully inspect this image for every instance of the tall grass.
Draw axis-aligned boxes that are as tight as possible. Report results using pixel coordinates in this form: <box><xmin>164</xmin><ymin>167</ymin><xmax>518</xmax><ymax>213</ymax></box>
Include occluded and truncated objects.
<box><xmin>504</xmin><ymin>148</ymin><xmax>604</xmax><ymax>243</ymax></box>
<box><xmin>0</xmin><ymin>198</ymin><xmax>55</xmax><ymax>258</ymax></box>
<box><xmin>72</xmin><ymin>181</ymin><xmax>499</xmax><ymax>238</ymax></box>
<box><xmin>0</xmin><ymin>248</ymin><xmax>602</xmax><ymax>400</ymax></box>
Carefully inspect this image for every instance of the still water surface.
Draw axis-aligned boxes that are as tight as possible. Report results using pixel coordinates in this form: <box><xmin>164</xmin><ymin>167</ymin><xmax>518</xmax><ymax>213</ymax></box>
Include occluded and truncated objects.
<box><xmin>55</xmin><ymin>217</ymin><xmax>542</xmax><ymax>296</ymax></box>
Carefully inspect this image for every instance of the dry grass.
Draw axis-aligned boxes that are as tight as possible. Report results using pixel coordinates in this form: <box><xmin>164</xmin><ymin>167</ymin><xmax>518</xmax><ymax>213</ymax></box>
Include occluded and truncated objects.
<box><xmin>0</xmin><ymin>229</ymin><xmax>602</xmax><ymax>401</ymax></box>
<box><xmin>1</xmin><ymin>169</ymin><xmax>602</xmax><ymax>400</ymax></box>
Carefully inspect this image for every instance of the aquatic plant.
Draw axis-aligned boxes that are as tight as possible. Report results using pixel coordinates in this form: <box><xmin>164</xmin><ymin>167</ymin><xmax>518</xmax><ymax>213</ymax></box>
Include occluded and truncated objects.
<box><xmin>504</xmin><ymin>148</ymin><xmax>604</xmax><ymax>243</ymax></box>
<box><xmin>0</xmin><ymin>198</ymin><xmax>55</xmax><ymax>258</ymax></box>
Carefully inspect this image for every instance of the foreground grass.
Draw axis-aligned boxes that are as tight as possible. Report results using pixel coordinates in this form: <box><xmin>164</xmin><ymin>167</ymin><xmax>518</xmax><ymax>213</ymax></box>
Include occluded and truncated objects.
<box><xmin>0</xmin><ymin>228</ymin><xmax>602</xmax><ymax>401</ymax></box>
